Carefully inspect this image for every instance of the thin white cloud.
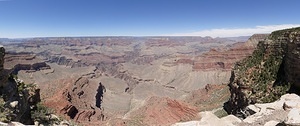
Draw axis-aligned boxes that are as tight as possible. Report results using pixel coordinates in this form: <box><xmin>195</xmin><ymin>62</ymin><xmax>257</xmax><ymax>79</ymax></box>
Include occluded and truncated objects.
<box><xmin>168</xmin><ymin>24</ymin><xmax>300</xmax><ymax>37</ymax></box>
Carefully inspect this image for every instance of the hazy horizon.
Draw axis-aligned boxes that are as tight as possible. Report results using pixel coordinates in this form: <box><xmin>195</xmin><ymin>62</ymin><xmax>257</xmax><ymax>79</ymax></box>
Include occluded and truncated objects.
<box><xmin>0</xmin><ymin>35</ymin><xmax>253</xmax><ymax>39</ymax></box>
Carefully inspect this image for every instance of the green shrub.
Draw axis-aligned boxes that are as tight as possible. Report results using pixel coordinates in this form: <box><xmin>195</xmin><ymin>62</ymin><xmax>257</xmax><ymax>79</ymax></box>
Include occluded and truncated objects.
<box><xmin>31</xmin><ymin>103</ymin><xmax>56</xmax><ymax>124</ymax></box>
<box><xmin>0</xmin><ymin>97</ymin><xmax>13</xmax><ymax>123</ymax></box>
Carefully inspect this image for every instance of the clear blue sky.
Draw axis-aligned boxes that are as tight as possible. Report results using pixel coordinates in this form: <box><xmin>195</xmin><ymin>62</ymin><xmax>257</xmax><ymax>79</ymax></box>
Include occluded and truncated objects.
<box><xmin>0</xmin><ymin>0</ymin><xmax>300</xmax><ymax>38</ymax></box>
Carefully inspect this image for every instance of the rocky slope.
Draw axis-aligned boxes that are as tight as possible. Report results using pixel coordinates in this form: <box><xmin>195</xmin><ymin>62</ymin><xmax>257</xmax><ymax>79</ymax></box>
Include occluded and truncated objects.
<box><xmin>226</xmin><ymin>27</ymin><xmax>300</xmax><ymax>117</ymax></box>
<box><xmin>127</xmin><ymin>96</ymin><xmax>199</xmax><ymax>126</ymax></box>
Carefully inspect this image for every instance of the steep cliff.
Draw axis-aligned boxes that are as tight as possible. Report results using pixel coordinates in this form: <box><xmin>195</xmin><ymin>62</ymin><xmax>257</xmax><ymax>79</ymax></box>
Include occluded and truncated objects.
<box><xmin>0</xmin><ymin>46</ymin><xmax>37</xmax><ymax>124</ymax></box>
<box><xmin>0</xmin><ymin>46</ymin><xmax>66</xmax><ymax>125</ymax></box>
<box><xmin>0</xmin><ymin>46</ymin><xmax>8</xmax><ymax>88</ymax></box>
<box><xmin>226</xmin><ymin>27</ymin><xmax>300</xmax><ymax>116</ymax></box>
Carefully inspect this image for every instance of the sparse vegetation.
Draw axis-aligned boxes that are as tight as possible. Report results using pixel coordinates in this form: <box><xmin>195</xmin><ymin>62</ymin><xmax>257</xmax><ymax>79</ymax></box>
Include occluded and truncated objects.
<box><xmin>31</xmin><ymin>102</ymin><xmax>56</xmax><ymax>124</ymax></box>
<box><xmin>2</xmin><ymin>74</ymin><xmax>61</xmax><ymax>125</ymax></box>
<box><xmin>234</xmin><ymin>38</ymin><xmax>290</xmax><ymax>104</ymax></box>
<box><xmin>0</xmin><ymin>96</ymin><xmax>13</xmax><ymax>123</ymax></box>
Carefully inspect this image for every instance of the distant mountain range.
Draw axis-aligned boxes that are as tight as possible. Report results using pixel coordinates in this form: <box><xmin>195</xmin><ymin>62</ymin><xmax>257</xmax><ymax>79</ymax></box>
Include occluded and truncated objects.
<box><xmin>224</xmin><ymin>36</ymin><xmax>251</xmax><ymax>42</ymax></box>
<box><xmin>0</xmin><ymin>36</ymin><xmax>251</xmax><ymax>43</ymax></box>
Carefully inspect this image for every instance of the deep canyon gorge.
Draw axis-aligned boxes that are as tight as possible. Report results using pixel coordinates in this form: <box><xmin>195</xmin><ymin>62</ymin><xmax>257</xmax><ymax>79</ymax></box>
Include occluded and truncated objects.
<box><xmin>0</xmin><ymin>27</ymin><xmax>300</xmax><ymax>126</ymax></box>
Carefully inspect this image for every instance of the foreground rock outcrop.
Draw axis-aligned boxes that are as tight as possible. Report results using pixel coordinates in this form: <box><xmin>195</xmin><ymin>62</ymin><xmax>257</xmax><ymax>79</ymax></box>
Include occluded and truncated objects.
<box><xmin>0</xmin><ymin>46</ymin><xmax>38</xmax><ymax>124</ymax></box>
<box><xmin>173</xmin><ymin>93</ymin><xmax>300</xmax><ymax>126</ymax></box>
<box><xmin>226</xmin><ymin>27</ymin><xmax>300</xmax><ymax>116</ymax></box>
<box><xmin>0</xmin><ymin>46</ymin><xmax>71</xmax><ymax>125</ymax></box>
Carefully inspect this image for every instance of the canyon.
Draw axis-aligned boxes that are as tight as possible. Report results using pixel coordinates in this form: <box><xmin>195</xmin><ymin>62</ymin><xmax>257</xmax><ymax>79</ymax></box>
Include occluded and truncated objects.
<box><xmin>0</xmin><ymin>35</ymin><xmax>268</xmax><ymax>125</ymax></box>
<box><xmin>174</xmin><ymin>27</ymin><xmax>300</xmax><ymax>126</ymax></box>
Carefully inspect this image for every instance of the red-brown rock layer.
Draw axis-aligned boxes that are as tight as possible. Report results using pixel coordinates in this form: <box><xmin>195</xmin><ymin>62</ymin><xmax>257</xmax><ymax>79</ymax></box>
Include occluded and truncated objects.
<box><xmin>129</xmin><ymin>96</ymin><xmax>199</xmax><ymax>126</ymax></box>
<box><xmin>175</xmin><ymin>34</ymin><xmax>269</xmax><ymax>71</ymax></box>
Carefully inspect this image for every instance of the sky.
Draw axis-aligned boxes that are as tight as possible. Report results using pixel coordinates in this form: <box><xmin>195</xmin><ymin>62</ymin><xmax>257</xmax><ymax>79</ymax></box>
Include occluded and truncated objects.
<box><xmin>0</xmin><ymin>0</ymin><xmax>300</xmax><ymax>38</ymax></box>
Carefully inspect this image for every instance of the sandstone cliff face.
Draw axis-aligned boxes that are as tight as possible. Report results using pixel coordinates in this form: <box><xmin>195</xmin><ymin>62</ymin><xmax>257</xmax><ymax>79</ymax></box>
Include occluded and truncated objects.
<box><xmin>226</xmin><ymin>27</ymin><xmax>300</xmax><ymax>116</ymax></box>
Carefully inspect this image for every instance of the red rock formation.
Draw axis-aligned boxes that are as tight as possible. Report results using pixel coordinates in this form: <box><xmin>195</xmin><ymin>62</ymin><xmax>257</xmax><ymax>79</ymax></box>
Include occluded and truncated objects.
<box><xmin>129</xmin><ymin>96</ymin><xmax>199</xmax><ymax>125</ymax></box>
<box><xmin>43</xmin><ymin>76</ymin><xmax>107</xmax><ymax>125</ymax></box>
<box><xmin>175</xmin><ymin>34</ymin><xmax>269</xmax><ymax>71</ymax></box>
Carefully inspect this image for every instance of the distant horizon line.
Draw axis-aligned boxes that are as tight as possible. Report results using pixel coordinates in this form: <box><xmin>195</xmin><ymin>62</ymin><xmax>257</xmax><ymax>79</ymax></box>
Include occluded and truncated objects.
<box><xmin>1</xmin><ymin>24</ymin><xmax>298</xmax><ymax>39</ymax></box>
<box><xmin>0</xmin><ymin>35</ymin><xmax>257</xmax><ymax>39</ymax></box>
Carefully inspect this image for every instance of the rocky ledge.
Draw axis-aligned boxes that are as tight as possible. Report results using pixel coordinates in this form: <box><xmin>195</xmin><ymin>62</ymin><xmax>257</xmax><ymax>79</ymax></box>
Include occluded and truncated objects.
<box><xmin>173</xmin><ymin>93</ymin><xmax>300</xmax><ymax>126</ymax></box>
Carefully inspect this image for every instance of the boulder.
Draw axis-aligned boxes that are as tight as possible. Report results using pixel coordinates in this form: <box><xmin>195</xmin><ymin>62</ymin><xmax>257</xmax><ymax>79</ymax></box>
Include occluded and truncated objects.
<box><xmin>283</xmin><ymin>101</ymin><xmax>300</xmax><ymax>111</ymax></box>
<box><xmin>284</xmin><ymin>108</ymin><xmax>300</xmax><ymax>126</ymax></box>
<box><xmin>282</xmin><ymin>95</ymin><xmax>300</xmax><ymax>110</ymax></box>
<box><xmin>9</xmin><ymin>101</ymin><xmax>19</xmax><ymax>108</ymax></box>
<box><xmin>280</xmin><ymin>93</ymin><xmax>300</xmax><ymax>101</ymax></box>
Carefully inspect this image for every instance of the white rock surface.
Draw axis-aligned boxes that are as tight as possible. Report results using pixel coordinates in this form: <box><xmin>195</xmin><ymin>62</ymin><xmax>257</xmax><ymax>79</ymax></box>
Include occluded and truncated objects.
<box><xmin>280</xmin><ymin>93</ymin><xmax>300</xmax><ymax>101</ymax></box>
<box><xmin>282</xmin><ymin>93</ymin><xmax>300</xmax><ymax>110</ymax></box>
<box><xmin>263</xmin><ymin>120</ymin><xmax>279</xmax><ymax>126</ymax></box>
<box><xmin>247</xmin><ymin>104</ymin><xmax>261</xmax><ymax>113</ymax></box>
<box><xmin>284</xmin><ymin>101</ymin><xmax>300</xmax><ymax>111</ymax></box>
<box><xmin>221</xmin><ymin>114</ymin><xmax>242</xmax><ymax>124</ymax></box>
<box><xmin>172</xmin><ymin>121</ymin><xmax>202</xmax><ymax>126</ymax></box>
<box><xmin>173</xmin><ymin>111</ymin><xmax>236</xmax><ymax>126</ymax></box>
<box><xmin>285</xmin><ymin>108</ymin><xmax>300</xmax><ymax>125</ymax></box>
<box><xmin>0</xmin><ymin>122</ymin><xmax>8</xmax><ymax>126</ymax></box>
<box><xmin>173</xmin><ymin>93</ymin><xmax>300</xmax><ymax>126</ymax></box>
<box><xmin>9</xmin><ymin>101</ymin><xmax>18</xmax><ymax>108</ymax></box>
<box><xmin>198</xmin><ymin>111</ymin><xmax>234</xmax><ymax>126</ymax></box>
<box><xmin>9</xmin><ymin>121</ymin><xmax>25</xmax><ymax>126</ymax></box>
